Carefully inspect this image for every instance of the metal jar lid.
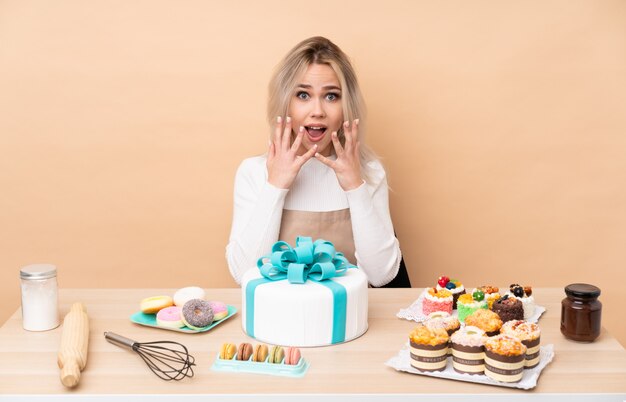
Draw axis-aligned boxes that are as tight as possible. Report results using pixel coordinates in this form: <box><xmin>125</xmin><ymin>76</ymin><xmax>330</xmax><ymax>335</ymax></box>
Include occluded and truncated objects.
<box><xmin>564</xmin><ymin>283</ymin><xmax>601</xmax><ymax>299</ymax></box>
<box><xmin>20</xmin><ymin>264</ymin><xmax>57</xmax><ymax>280</ymax></box>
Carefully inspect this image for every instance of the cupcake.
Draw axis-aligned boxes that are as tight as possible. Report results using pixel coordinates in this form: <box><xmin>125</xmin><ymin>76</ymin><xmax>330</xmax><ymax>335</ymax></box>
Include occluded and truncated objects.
<box><xmin>500</xmin><ymin>320</ymin><xmax>541</xmax><ymax>368</ymax></box>
<box><xmin>424</xmin><ymin>311</ymin><xmax>461</xmax><ymax>336</ymax></box>
<box><xmin>450</xmin><ymin>326</ymin><xmax>487</xmax><ymax>375</ymax></box>
<box><xmin>425</xmin><ymin>311</ymin><xmax>460</xmax><ymax>357</ymax></box>
<box><xmin>436</xmin><ymin>276</ymin><xmax>466</xmax><ymax>309</ymax></box>
<box><xmin>464</xmin><ymin>309</ymin><xmax>503</xmax><ymax>336</ymax></box>
<box><xmin>480</xmin><ymin>285</ymin><xmax>501</xmax><ymax>309</ymax></box>
<box><xmin>484</xmin><ymin>334</ymin><xmax>527</xmax><ymax>383</ymax></box>
<box><xmin>409</xmin><ymin>323</ymin><xmax>450</xmax><ymax>372</ymax></box>
<box><xmin>507</xmin><ymin>284</ymin><xmax>536</xmax><ymax>320</ymax></box>
<box><xmin>422</xmin><ymin>287</ymin><xmax>453</xmax><ymax>315</ymax></box>
<box><xmin>491</xmin><ymin>295</ymin><xmax>524</xmax><ymax>323</ymax></box>
<box><xmin>457</xmin><ymin>289</ymin><xmax>488</xmax><ymax>323</ymax></box>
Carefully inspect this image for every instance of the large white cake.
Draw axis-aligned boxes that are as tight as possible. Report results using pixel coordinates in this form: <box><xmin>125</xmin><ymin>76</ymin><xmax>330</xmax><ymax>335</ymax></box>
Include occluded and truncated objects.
<box><xmin>241</xmin><ymin>267</ymin><xmax>368</xmax><ymax>347</ymax></box>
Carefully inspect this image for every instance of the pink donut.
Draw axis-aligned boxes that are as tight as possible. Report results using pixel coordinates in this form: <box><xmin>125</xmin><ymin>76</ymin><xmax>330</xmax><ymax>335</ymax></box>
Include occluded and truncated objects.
<box><xmin>156</xmin><ymin>306</ymin><xmax>184</xmax><ymax>329</ymax></box>
<box><xmin>208</xmin><ymin>301</ymin><xmax>228</xmax><ymax>320</ymax></box>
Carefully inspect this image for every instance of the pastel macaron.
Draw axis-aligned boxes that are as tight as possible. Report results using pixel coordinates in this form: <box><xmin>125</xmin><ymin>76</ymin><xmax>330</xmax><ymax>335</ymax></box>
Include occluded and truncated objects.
<box><xmin>284</xmin><ymin>347</ymin><xmax>302</xmax><ymax>365</ymax></box>
<box><xmin>220</xmin><ymin>343</ymin><xmax>237</xmax><ymax>360</ymax></box>
<box><xmin>173</xmin><ymin>286</ymin><xmax>206</xmax><ymax>307</ymax></box>
<box><xmin>208</xmin><ymin>301</ymin><xmax>229</xmax><ymax>320</ymax></box>
<box><xmin>252</xmin><ymin>344</ymin><xmax>269</xmax><ymax>362</ymax></box>
<box><xmin>140</xmin><ymin>295</ymin><xmax>174</xmax><ymax>314</ymax></box>
<box><xmin>236</xmin><ymin>343</ymin><xmax>253</xmax><ymax>361</ymax></box>
<box><xmin>269</xmin><ymin>345</ymin><xmax>285</xmax><ymax>364</ymax></box>
<box><xmin>156</xmin><ymin>306</ymin><xmax>184</xmax><ymax>329</ymax></box>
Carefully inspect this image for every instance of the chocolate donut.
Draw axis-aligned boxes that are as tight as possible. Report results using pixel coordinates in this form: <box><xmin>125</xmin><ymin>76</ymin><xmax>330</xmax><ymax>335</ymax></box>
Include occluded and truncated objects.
<box><xmin>181</xmin><ymin>299</ymin><xmax>214</xmax><ymax>330</ymax></box>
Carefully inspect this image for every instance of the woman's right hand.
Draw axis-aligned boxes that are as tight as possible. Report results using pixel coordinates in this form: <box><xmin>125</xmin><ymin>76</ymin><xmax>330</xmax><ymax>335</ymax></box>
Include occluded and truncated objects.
<box><xmin>266</xmin><ymin>116</ymin><xmax>317</xmax><ymax>189</ymax></box>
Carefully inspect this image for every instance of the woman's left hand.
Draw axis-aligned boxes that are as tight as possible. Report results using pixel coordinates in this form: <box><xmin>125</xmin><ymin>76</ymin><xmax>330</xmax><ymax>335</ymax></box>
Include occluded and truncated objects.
<box><xmin>315</xmin><ymin>119</ymin><xmax>364</xmax><ymax>191</ymax></box>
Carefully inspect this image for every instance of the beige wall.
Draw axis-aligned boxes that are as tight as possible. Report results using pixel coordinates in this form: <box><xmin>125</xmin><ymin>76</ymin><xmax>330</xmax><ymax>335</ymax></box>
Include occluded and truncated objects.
<box><xmin>1</xmin><ymin>1</ymin><xmax>625</xmax><ymax>346</ymax></box>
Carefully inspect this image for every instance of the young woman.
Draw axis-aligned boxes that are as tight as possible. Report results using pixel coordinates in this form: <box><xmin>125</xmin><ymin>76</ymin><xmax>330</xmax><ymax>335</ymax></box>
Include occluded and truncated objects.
<box><xmin>226</xmin><ymin>36</ymin><xmax>409</xmax><ymax>287</ymax></box>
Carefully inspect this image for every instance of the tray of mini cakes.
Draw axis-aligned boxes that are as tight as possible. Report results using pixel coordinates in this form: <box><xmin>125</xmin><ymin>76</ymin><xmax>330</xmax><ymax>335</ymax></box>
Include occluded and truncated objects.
<box><xmin>131</xmin><ymin>286</ymin><xmax>237</xmax><ymax>333</ymax></box>
<box><xmin>388</xmin><ymin>277</ymin><xmax>554</xmax><ymax>389</ymax></box>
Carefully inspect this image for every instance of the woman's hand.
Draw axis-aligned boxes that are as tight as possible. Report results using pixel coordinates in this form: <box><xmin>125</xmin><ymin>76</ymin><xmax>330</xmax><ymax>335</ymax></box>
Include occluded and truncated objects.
<box><xmin>315</xmin><ymin>119</ymin><xmax>364</xmax><ymax>191</ymax></box>
<box><xmin>267</xmin><ymin>116</ymin><xmax>317</xmax><ymax>189</ymax></box>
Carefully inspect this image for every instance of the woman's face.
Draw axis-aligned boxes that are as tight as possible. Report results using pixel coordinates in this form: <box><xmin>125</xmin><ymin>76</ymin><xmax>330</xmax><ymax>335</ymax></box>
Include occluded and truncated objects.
<box><xmin>288</xmin><ymin>63</ymin><xmax>344</xmax><ymax>157</ymax></box>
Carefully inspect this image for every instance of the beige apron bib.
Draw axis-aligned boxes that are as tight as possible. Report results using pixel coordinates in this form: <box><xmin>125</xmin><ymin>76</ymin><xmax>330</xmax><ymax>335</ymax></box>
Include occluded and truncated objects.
<box><xmin>278</xmin><ymin>209</ymin><xmax>356</xmax><ymax>264</ymax></box>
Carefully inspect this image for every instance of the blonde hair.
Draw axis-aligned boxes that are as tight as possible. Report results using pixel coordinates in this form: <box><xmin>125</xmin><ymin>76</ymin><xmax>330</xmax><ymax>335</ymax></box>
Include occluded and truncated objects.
<box><xmin>267</xmin><ymin>36</ymin><xmax>380</xmax><ymax>184</ymax></box>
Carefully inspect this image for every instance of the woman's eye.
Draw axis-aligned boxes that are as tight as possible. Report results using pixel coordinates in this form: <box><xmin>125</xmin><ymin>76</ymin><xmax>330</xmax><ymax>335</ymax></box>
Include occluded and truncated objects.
<box><xmin>326</xmin><ymin>93</ymin><xmax>340</xmax><ymax>101</ymax></box>
<box><xmin>296</xmin><ymin>91</ymin><xmax>309</xmax><ymax>100</ymax></box>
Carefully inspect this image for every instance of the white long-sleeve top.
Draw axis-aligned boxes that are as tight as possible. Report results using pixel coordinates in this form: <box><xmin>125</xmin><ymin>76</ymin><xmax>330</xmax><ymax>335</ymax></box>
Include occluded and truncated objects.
<box><xmin>225</xmin><ymin>155</ymin><xmax>401</xmax><ymax>287</ymax></box>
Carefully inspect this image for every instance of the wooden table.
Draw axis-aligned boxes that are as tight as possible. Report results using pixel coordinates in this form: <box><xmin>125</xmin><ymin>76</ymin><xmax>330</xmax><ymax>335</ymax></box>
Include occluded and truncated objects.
<box><xmin>0</xmin><ymin>288</ymin><xmax>625</xmax><ymax>401</ymax></box>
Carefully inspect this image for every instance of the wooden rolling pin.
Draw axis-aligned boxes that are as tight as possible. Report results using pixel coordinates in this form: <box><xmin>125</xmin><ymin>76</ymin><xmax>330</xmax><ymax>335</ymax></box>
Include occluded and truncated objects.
<box><xmin>57</xmin><ymin>302</ymin><xmax>90</xmax><ymax>388</ymax></box>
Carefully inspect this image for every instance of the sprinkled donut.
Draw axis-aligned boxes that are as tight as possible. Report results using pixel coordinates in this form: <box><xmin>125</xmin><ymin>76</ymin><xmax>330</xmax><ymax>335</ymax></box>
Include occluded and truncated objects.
<box><xmin>181</xmin><ymin>299</ymin><xmax>214</xmax><ymax>330</ymax></box>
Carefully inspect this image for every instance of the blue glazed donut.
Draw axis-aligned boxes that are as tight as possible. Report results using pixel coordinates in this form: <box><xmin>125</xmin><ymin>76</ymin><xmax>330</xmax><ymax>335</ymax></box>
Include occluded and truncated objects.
<box><xmin>181</xmin><ymin>299</ymin><xmax>214</xmax><ymax>330</ymax></box>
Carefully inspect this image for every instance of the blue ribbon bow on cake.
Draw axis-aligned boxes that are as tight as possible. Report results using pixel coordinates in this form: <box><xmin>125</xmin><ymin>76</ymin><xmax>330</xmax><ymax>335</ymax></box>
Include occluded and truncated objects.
<box><xmin>245</xmin><ymin>236</ymin><xmax>357</xmax><ymax>344</ymax></box>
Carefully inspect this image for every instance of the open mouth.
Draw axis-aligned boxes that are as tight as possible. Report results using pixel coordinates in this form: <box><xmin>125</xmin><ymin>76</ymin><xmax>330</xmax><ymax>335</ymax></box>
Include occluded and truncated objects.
<box><xmin>305</xmin><ymin>126</ymin><xmax>327</xmax><ymax>141</ymax></box>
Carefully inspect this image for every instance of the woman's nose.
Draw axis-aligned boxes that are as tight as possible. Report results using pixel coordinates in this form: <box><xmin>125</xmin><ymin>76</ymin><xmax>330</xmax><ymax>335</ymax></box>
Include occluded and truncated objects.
<box><xmin>310</xmin><ymin>97</ymin><xmax>326</xmax><ymax>117</ymax></box>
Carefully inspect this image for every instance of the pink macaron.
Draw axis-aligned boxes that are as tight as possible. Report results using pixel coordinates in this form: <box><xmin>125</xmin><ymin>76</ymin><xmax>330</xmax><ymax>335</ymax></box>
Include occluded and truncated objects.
<box><xmin>284</xmin><ymin>347</ymin><xmax>301</xmax><ymax>365</ymax></box>
<box><xmin>208</xmin><ymin>301</ymin><xmax>229</xmax><ymax>320</ymax></box>
<box><xmin>156</xmin><ymin>306</ymin><xmax>184</xmax><ymax>329</ymax></box>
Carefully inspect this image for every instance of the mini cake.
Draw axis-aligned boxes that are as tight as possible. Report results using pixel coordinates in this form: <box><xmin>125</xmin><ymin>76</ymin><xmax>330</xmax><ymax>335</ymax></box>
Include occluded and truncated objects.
<box><xmin>409</xmin><ymin>323</ymin><xmax>450</xmax><ymax>372</ymax></box>
<box><xmin>484</xmin><ymin>334</ymin><xmax>527</xmax><ymax>383</ymax></box>
<box><xmin>507</xmin><ymin>284</ymin><xmax>536</xmax><ymax>320</ymax></box>
<box><xmin>480</xmin><ymin>285</ymin><xmax>501</xmax><ymax>309</ymax></box>
<box><xmin>436</xmin><ymin>276</ymin><xmax>466</xmax><ymax>309</ymax></box>
<box><xmin>457</xmin><ymin>290</ymin><xmax>488</xmax><ymax>323</ymax></box>
<box><xmin>491</xmin><ymin>295</ymin><xmax>524</xmax><ymax>323</ymax></box>
<box><xmin>422</xmin><ymin>287</ymin><xmax>453</xmax><ymax>315</ymax></box>
<box><xmin>465</xmin><ymin>309</ymin><xmax>503</xmax><ymax>336</ymax></box>
<box><xmin>450</xmin><ymin>326</ymin><xmax>487</xmax><ymax>375</ymax></box>
<box><xmin>424</xmin><ymin>311</ymin><xmax>461</xmax><ymax>336</ymax></box>
<box><xmin>500</xmin><ymin>320</ymin><xmax>541</xmax><ymax>368</ymax></box>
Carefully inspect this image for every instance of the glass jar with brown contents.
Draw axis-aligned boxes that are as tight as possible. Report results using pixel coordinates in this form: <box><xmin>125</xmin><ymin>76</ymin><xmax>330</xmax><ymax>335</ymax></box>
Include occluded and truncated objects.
<box><xmin>560</xmin><ymin>283</ymin><xmax>602</xmax><ymax>342</ymax></box>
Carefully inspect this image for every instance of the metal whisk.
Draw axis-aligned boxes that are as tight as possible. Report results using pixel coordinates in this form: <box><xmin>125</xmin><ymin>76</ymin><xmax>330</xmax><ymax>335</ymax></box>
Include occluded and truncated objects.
<box><xmin>104</xmin><ymin>332</ymin><xmax>195</xmax><ymax>381</ymax></box>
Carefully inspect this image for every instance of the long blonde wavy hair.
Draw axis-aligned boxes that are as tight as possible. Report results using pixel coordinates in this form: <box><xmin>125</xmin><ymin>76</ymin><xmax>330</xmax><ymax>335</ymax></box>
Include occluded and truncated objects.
<box><xmin>267</xmin><ymin>36</ymin><xmax>380</xmax><ymax>184</ymax></box>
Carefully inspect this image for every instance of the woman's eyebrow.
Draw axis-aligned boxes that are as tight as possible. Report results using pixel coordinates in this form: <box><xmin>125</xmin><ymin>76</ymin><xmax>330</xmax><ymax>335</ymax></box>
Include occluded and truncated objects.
<box><xmin>296</xmin><ymin>84</ymin><xmax>341</xmax><ymax>91</ymax></box>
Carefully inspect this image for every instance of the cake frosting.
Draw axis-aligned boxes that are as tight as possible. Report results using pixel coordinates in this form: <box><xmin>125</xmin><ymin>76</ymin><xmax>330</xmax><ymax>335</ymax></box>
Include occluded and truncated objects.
<box><xmin>457</xmin><ymin>292</ymin><xmax>488</xmax><ymax>323</ymax></box>
<box><xmin>422</xmin><ymin>287</ymin><xmax>453</xmax><ymax>315</ymax></box>
<box><xmin>435</xmin><ymin>277</ymin><xmax>465</xmax><ymax>309</ymax></box>
<box><xmin>241</xmin><ymin>267</ymin><xmax>368</xmax><ymax>347</ymax></box>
